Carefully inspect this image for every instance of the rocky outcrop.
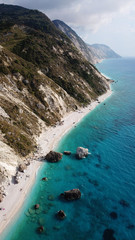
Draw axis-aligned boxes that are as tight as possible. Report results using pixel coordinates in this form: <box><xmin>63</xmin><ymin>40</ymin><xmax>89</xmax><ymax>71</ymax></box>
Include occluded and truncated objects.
<box><xmin>60</xmin><ymin>189</ymin><xmax>81</xmax><ymax>200</ymax></box>
<box><xmin>45</xmin><ymin>151</ymin><xmax>63</xmax><ymax>163</ymax></box>
<box><xmin>57</xmin><ymin>210</ymin><xmax>66</xmax><ymax>220</ymax></box>
<box><xmin>76</xmin><ymin>147</ymin><xmax>89</xmax><ymax>159</ymax></box>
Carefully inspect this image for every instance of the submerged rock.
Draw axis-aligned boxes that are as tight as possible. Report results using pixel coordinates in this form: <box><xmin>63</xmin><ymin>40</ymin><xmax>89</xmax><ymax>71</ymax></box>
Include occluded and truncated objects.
<box><xmin>103</xmin><ymin>229</ymin><xmax>116</xmax><ymax>240</ymax></box>
<box><xmin>127</xmin><ymin>224</ymin><xmax>135</xmax><ymax>229</ymax></box>
<box><xmin>119</xmin><ymin>199</ymin><xmax>130</xmax><ymax>207</ymax></box>
<box><xmin>35</xmin><ymin>204</ymin><xmax>40</xmax><ymax>209</ymax></box>
<box><xmin>64</xmin><ymin>151</ymin><xmax>71</xmax><ymax>155</ymax></box>
<box><xmin>57</xmin><ymin>210</ymin><xmax>66</xmax><ymax>220</ymax></box>
<box><xmin>45</xmin><ymin>151</ymin><xmax>63</xmax><ymax>163</ymax></box>
<box><xmin>110</xmin><ymin>212</ymin><xmax>118</xmax><ymax>220</ymax></box>
<box><xmin>76</xmin><ymin>147</ymin><xmax>89</xmax><ymax>159</ymax></box>
<box><xmin>48</xmin><ymin>194</ymin><xmax>55</xmax><ymax>201</ymax></box>
<box><xmin>53</xmin><ymin>225</ymin><xmax>61</xmax><ymax>230</ymax></box>
<box><xmin>37</xmin><ymin>226</ymin><xmax>44</xmax><ymax>233</ymax></box>
<box><xmin>60</xmin><ymin>189</ymin><xmax>81</xmax><ymax>200</ymax></box>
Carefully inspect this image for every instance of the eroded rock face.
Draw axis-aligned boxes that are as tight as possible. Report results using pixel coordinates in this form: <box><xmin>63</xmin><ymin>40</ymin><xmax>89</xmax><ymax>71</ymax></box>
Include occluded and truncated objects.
<box><xmin>45</xmin><ymin>151</ymin><xmax>63</xmax><ymax>163</ymax></box>
<box><xmin>60</xmin><ymin>189</ymin><xmax>81</xmax><ymax>200</ymax></box>
<box><xmin>57</xmin><ymin>210</ymin><xmax>66</xmax><ymax>220</ymax></box>
<box><xmin>76</xmin><ymin>147</ymin><xmax>89</xmax><ymax>159</ymax></box>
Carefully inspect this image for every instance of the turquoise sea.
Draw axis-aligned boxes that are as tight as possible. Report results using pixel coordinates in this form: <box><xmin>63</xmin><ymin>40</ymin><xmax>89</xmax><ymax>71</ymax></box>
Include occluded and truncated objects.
<box><xmin>1</xmin><ymin>57</ymin><xmax>135</xmax><ymax>240</ymax></box>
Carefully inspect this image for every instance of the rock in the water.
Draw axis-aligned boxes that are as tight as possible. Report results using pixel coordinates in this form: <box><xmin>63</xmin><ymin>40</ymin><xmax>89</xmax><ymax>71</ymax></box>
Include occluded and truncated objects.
<box><xmin>18</xmin><ymin>163</ymin><xmax>27</xmax><ymax>172</ymax></box>
<box><xmin>119</xmin><ymin>199</ymin><xmax>130</xmax><ymax>207</ymax></box>
<box><xmin>42</xmin><ymin>177</ymin><xmax>48</xmax><ymax>181</ymax></box>
<box><xmin>45</xmin><ymin>151</ymin><xmax>63</xmax><ymax>163</ymax></box>
<box><xmin>57</xmin><ymin>210</ymin><xmax>66</xmax><ymax>220</ymax></box>
<box><xmin>64</xmin><ymin>151</ymin><xmax>71</xmax><ymax>155</ymax></box>
<box><xmin>35</xmin><ymin>204</ymin><xmax>40</xmax><ymax>209</ymax></box>
<box><xmin>110</xmin><ymin>212</ymin><xmax>118</xmax><ymax>220</ymax></box>
<box><xmin>103</xmin><ymin>229</ymin><xmax>116</xmax><ymax>240</ymax></box>
<box><xmin>76</xmin><ymin>147</ymin><xmax>89</xmax><ymax>159</ymax></box>
<box><xmin>60</xmin><ymin>189</ymin><xmax>81</xmax><ymax>200</ymax></box>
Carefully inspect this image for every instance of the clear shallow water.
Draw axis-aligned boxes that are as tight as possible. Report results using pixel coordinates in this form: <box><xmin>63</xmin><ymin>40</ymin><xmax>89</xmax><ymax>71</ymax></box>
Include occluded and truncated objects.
<box><xmin>1</xmin><ymin>58</ymin><xmax>135</xmax><ymax>240</ymax></box>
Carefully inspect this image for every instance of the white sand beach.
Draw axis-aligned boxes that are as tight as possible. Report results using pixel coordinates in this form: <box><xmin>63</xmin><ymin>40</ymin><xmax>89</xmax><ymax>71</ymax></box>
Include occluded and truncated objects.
<box><xmin>0</xmin><ymin>89</ymin><xmax>112</xmax><ymax>235</ymax></box>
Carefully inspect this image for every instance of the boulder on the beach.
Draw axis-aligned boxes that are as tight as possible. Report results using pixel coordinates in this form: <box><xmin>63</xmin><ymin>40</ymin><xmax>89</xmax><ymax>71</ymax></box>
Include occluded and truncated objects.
<box><xmin>57</xmin><ymin>210</ymin><xmax>66</xmax><ymax>220</ymax></box>
<box><xmin>103</xmin><ymin>229</ymin><xmax>116</xmax><ymax>240</ymax></box>
<box><xmin>60</xmin><ymin>188</ymin><xmax>81</xmax><ymax>200</ymax></box>
<box><xmin>76</xmin><ymin>147</ymin><xmax>89</xmax><ymax>159</ymax></box>
<box><xmin>0</xmin><ymin>193</ymin><xmax>3</xmax><ymax>202</ymax></box>
<box><xmin>64</xmin><ymin>151</ymin><xmax>71</xmax><ymax>155</ymax></box>
<box><xmin>35</xmin><ymin>204</ymin><xmax>40</xmax><ymax>209</ymax></box>
<box><xmin>18</xmin><ymin>163</ymin><xmax>27</xmax><ymax>172</ymax></box>
<box><xmin>45</xmin><ymin>151</ymin><xmax>63</xmax><ymax>163</ymax></box>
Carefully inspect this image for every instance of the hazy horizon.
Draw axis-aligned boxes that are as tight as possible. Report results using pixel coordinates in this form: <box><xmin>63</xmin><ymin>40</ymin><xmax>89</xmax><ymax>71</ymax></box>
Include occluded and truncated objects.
<box><xmin>0</xmin><ymin>0</ymin><xmax>135</xmax><ymax>57</ymax></box>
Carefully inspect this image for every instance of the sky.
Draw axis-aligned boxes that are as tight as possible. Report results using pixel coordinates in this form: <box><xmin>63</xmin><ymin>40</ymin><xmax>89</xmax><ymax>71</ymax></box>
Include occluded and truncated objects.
<box><xmin>1</xmin><ymin>0</ymin><xmax>135</xmax><ymax>56</ymax></box>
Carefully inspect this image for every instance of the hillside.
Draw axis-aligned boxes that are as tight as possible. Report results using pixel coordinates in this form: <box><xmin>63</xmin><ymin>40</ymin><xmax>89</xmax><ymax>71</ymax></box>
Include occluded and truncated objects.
<box><xmin>53</xmin><ymin>20</ymin><xmax>121</xmax><ymax>64</ymax></box>
<box><xmin>0</xmin><ymin>4</ymin><xmax>109</xmax><ymax>186</ymax></box>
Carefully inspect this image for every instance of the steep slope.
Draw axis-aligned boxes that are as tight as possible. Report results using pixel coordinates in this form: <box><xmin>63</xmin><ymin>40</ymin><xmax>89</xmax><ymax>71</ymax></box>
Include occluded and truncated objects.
<box><xmin>0</xmin><ymin>4</ymin><xmax>109</xmax><ymax>183</ymax></box>
<box><xmin>53</xmin><ymin>19</ymin><xmax>121</xmax><ymax>63</ymax></box>
<box><xmin>53</xmin><ymin>19</ymin><xmax>94</xmax><ymax>63</ymax></box>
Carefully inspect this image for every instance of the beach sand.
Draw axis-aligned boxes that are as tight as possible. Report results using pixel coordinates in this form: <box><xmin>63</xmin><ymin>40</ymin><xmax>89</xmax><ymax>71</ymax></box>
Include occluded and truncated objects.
<box><xmin>0</xmin><ymin>89</ymin><xmax>112</xmax><ymax>235</ymax></box>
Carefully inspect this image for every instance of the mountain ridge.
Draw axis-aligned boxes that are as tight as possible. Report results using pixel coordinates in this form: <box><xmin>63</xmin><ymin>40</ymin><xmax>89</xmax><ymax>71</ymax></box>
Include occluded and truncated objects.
<box><xmin>53</xmin><ymin>19</ymin><xmax>121</xmax><ymax>64</ymax></box>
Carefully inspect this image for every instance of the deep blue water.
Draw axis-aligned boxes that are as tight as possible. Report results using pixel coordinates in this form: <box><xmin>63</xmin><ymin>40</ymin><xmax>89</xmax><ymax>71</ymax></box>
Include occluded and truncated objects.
<box><xmin>1</xmin><ymin>57</ymin><xmax>135</xmax><ymax>240</ymax></box>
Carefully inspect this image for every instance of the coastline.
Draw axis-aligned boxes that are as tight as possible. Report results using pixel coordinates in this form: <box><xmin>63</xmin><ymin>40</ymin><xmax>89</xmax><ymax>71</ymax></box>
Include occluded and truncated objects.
<box><xmin>0</xmin><ymin>88</ymin><xmax>112</xmax><ymax>235</ymax></box>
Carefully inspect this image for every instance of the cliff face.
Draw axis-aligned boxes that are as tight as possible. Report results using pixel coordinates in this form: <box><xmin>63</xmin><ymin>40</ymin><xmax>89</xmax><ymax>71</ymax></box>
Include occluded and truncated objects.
<box><xmin>0</xmin><ymin>4</ymin><xmax>109</xmax><ymax>182</ymax></box>
<box><xmin>53</xmin><ymin>20</ymin><xmax>121</xmax><ymax>64</ymax></box>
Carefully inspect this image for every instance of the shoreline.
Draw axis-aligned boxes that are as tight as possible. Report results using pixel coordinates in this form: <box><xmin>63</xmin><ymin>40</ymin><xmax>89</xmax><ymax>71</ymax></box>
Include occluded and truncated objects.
<box><xmin>0</xmin><ymin>88</ymin><xmax>112</xmax><ymax>235</ymax></box>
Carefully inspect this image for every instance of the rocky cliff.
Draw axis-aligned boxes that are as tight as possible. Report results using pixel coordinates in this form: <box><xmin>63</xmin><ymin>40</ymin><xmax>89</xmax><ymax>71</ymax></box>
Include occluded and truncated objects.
<box><xmin>53</xmin><ymin>20</ymin><xmax>121</xmax><ymax>64</ymax></box>
<box><xmin>0</xmin><ymin>4</ymin><xmax>109</xmax><ymax>184</ymax></box>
